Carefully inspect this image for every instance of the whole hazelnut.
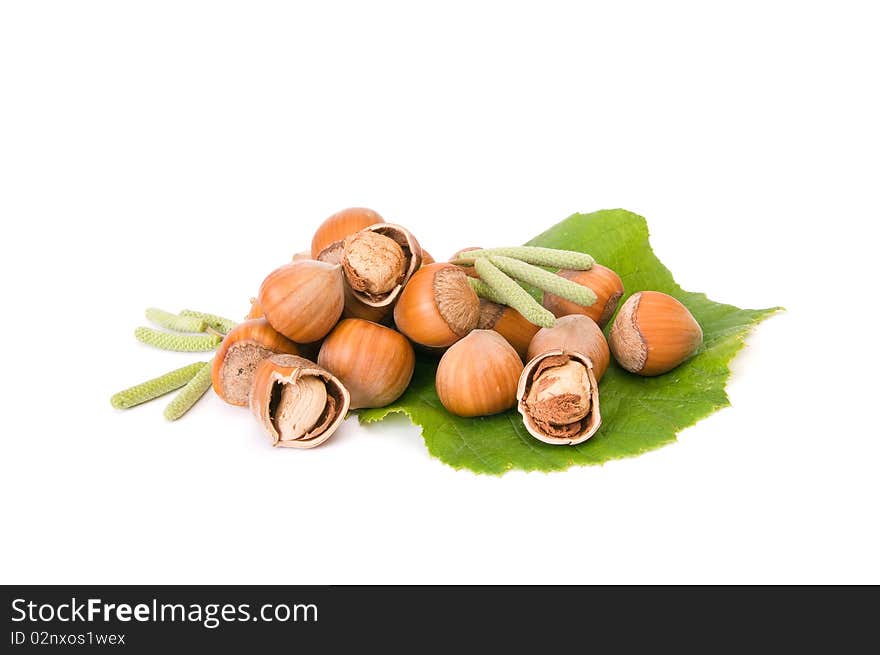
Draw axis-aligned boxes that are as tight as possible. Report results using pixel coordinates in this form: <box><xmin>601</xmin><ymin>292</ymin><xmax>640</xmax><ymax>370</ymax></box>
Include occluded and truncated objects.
<box><xmin>393</xmin><ymin>263</ymin><xmax>480</xmax><ymax>350</ymax></box>
<box><xmin>318</xmin><ymin>319</ymin><xmax>415</xmax><ymax>409</ymax></box>
<box><xmin>609</xmin><ymin>291</ymin><xmax>702</xmax><ymax>376</ymax></box>
<box><xmin>436</xmin><ymin>330</ymin><xmax>524</xmax><ymax>417</ymax></box>
<box><xmin>258</xmin><ymin>260</ymin><xmax>345</xmax><ymax>343</ymax></box>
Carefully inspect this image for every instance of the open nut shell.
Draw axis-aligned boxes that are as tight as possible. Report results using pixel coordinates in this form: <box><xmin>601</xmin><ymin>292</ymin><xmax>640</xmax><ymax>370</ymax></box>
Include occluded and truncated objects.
<box><xmin>343</xmin><ymin>223</ymin><xmax>422</xmax><ymax>311</ymax></box>
<box><xmin>516</xmin><ymin>349</ymin><xmax>601</xmax><ymax>446</ymax></box>
<box><xmin>249</xmin><ymin>354</ymin><xmax>351</xmax><ymax>449</ymax></box>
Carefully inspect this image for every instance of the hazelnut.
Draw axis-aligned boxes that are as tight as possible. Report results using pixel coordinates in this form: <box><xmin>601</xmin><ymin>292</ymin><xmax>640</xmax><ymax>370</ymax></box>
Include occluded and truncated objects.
<box><xmin>393</xmin><ymin>263</ymin><xmax>480</xmax><ymax>349</ymax></box>
<box><xmin>318</xmin><ymin>319</ymin><xmax>416</xmax><ymax>409</ymax></box>
<box><xmin>436</xmin><ymin>330</ymin><xmax>523</xmax><ymax>417</ymax></box>
<box><xmin>527</xmin><ymin>314</ymin><xmax>610</xmax><ymax>381</ymax></box>
<box><xmin>211</xmin><ymin>318</ymin><xmax>301</xmax><ymax>406</ymax></box>
<box><xmin>477</xmin><ymin>300</ymin><xmax>539</xmax><ymax>361</ymax></box>
<box><xmin>542</xmin><ymin>264</ymin><xmax>624</xmax><ymax>328</ymax></box>
<box><xmin>517</xmin><ymin>350</ymin><xmax>601</xmax><ymax>445</ymax></box>
<box><xmin>258</xmin><ymin>260</ymin><xmax>345</xmax><ymax>343</ymax></box>
<box><xmin>249</xmin><ymin>354</ymin><xmax>350</xmax><ymax>449</ymax></box>
<box><xmin>609</xmin><ymin>291</ymin><xmax>703</xmax><ymax>376</ymax></box>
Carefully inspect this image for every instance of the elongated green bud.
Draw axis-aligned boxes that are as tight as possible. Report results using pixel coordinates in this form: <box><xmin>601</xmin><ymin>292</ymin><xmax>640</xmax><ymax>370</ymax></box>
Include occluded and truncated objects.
<box><xmin>164</xmin><ymin>362</ymin><xmax>213</xmax><ymax>421</ymax></box>
<box><xmin>135</xmin><ymin>327</ymin><xmax>222</xmax><ymax>352</ymax></box>
<box><xmin>474</xmin><ymin>258</ymin><xmax>556</xmax><ymax>328</ymax></box>
<box><xmin>455</xmin><ymin>246</ymin><xmax>594</xmax><ymax>270</ymax></box>
<box><xmin>179</xmin><ymin>309</ymin><xmax>238</xmax><ymax>335</ymax></box>
<box><xmin>110</xmin><ymin>362</ymin><xmax>207</xmax><ymax>409</ymax></box>
<box><xmin>145</xmin><ymin>307</ymin><xmax>207</xmax><ymax>333</ymax></box>
<box><xmin>489</xmin><ymin>256</ymin><xmax>597</xmax><ymax>307</ymax></box>
<box><xmin>467</xmin><ymin>277</ymin><xmax>507</xmax><ymax>305</ymax></box>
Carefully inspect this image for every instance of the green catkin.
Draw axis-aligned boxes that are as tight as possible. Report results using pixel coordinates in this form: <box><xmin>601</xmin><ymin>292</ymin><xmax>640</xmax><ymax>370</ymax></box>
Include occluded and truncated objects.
<box><xmin>455</xmin><ymin>246</ymin><xmax>595</xmax><ymax>271</ymax></box>
<box><xmin>145</xmin><ymin>307</ymin><xmax>207</xmax><ymax>333</ymax></box>
<box><xmin>178</xmin><ymin>309</ymin><xmax>238</xmax><ymax>335</ymax></box>
<box><xmin>134</xmin><ymin>327</ymin><xmax>222</xmax><ymax>352</ymax></box>
<box><xmin>473</xmin><ymin>258</ymin><xmax>556</xmax><ymax>328</ymax></box>
<box><xmin>163</xmin><ymin>362</ymin><xmax>213</xmax><ymax>421</ymax></box>
<box><xmin>468</xmin><ymin>277</ymin><xmax>507</xmax><ymax>305</ymax></box>
<box><xmin>488</xmin><ymin>255</ymin><xmax>597</xmax><ymax>307</ymax></box>
<box><xmin>110</xmin><ymin>362</ymin><xmax>207</xmax><ymax>409</ymax></box>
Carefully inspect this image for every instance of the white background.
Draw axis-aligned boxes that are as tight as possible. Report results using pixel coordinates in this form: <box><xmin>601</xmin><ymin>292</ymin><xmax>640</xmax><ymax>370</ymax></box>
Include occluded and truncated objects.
<box><xmin>1</xmin><ymin>1</ymin><xmax>878</xmax><ymax>584</ymax></box>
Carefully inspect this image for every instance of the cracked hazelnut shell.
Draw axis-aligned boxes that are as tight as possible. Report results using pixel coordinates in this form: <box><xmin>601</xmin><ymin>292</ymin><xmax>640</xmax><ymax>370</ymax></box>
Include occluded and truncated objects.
<box><xmin>249</xmin><ymin>354</ymin><xmax>350</xmax><ymax>449</ymax></box>
<box><xmin>517</xmin><ymin>350</ymin><xmax>601</xmax><ymax>445</ymax></box>
<box><xmin>311</xmin><ymin>207</ymin><xmax>385</xmax><ymax>261</ymax></box>
<box><xmin>211</xmin><ymin>318</ymin><xmax>301</xmax><ymax>406</ymax></box>
<box><xmin>340</xmin><ymin>223</ymin><xmax>422</xmax><ymax>321</ymax></box>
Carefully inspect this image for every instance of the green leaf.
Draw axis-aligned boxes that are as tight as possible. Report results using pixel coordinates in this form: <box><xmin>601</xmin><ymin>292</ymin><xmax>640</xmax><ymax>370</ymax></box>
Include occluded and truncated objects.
<box><xmin>359</xmin><ymin>209</ymin><xmax>780</xmax><ymax>474</ymax></box>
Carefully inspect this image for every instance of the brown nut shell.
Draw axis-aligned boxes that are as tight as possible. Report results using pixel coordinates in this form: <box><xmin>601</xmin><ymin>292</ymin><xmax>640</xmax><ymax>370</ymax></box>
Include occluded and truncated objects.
<box><xmin>211</xmin><ymin>318</ymin><xmax>301</xmax><ymax>406</ymax></box>
<box><xmin>478</xmin><ymin>300</ymin><xmax>540</xmax><ymax>361</ymax></box>
<box><xmin>527</xmin><ymin>314</ymin><xmax>610</xmax><ymax>381</ymax></box>
<box><xmin>258</xmin><ymin>260</ymin><xmax>345</xmax><ymax>343</ymax></box>
<box><xmin>249</xmin><ymin>354</ymin><xmax>350</xmax><ymax>449</ymax></box>
<box><xmin>246</xmin><ymin>297</ymin><xmax>263</xmax><ymax>320</ymax></box>
<box><xmin>341</xmin><ymin>223</ymin><xmax>422</xmax><ymax>319</ymax></box>
<box><xmin>317</xmin><ymin>319</ymin><xmax>415</xmax><ymax>409</ymax></box>
<box><xmin>609</xmin><ymin>291</ymin><xmax>703</xmax><ymax>376</ymax></box>
<box><xmin>393</xmin><ymin>263</ymin><xmax>480</xmax><ymax>349</ymax></box>
<box><xmin>517</xmin><ymin>350</ymin><xmax>601</xmax><ymax>446</ymax></box>
<box><xmin>341</xmin><ymin>288</ymin><xmax>395</xmax><ymax>323</ymax></box>
<box><xmin>311</xmin><ymin>207</ymin><xmax>385</xmax><ymax>261</ymax></box>
<box><xmin>542</xmin><ymin>264</ymin><xmax>624</xmax><ymax>328</ymax></box>
<box><xmin>436</xmin><ymin>330</ymin><xmax>524</xmax><ymax>417</ymax></box>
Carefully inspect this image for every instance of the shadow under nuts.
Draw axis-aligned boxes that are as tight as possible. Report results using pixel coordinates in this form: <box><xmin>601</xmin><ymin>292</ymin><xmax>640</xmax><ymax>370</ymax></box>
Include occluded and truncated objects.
<box><xmin>250</xmin><ymin>354</ymin><xmax>351</xmax><ymax>449</ymax></box>
<box><xmin>317</xmin><ymin>318</ymin><xmax>415</xmax><ymax>409</ymax></box>
<box><xmin>609</xmin><ymin>291</ymin><xmax>703</xmax><ymax>376</ymax></box>
<box><xmin>436</xmin><ymin>330</ymin><xmax>523</xmax><ymax>417</ymax></box>
<box><xmin>211</xmin><ymin>318</ymin><xmax>300</xmax><ymax>406</ymax></box>
<box><xmin>258</xmin><ymin>260</ymin><xmax>345</xmax><ymax>343</ymax></box>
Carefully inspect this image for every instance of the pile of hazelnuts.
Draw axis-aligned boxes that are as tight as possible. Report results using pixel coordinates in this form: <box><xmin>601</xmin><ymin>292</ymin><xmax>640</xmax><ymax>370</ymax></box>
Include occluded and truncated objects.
<box><xmin>212</xmin><ymin>208</ymin><xmax>703</xmax><ymax>449</ymax></box>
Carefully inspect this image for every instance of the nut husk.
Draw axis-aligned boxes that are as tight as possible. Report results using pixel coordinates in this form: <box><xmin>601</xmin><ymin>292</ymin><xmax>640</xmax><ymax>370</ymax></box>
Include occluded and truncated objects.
<box><xmin>249</xmin><ymin>354</ymin><xmax>350</xmax><ymax>449</ymax></box>
<box><xmin>517</xmin><ymin>350</ymin><xmax>601</xmax><ymax>446</ymax></box>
